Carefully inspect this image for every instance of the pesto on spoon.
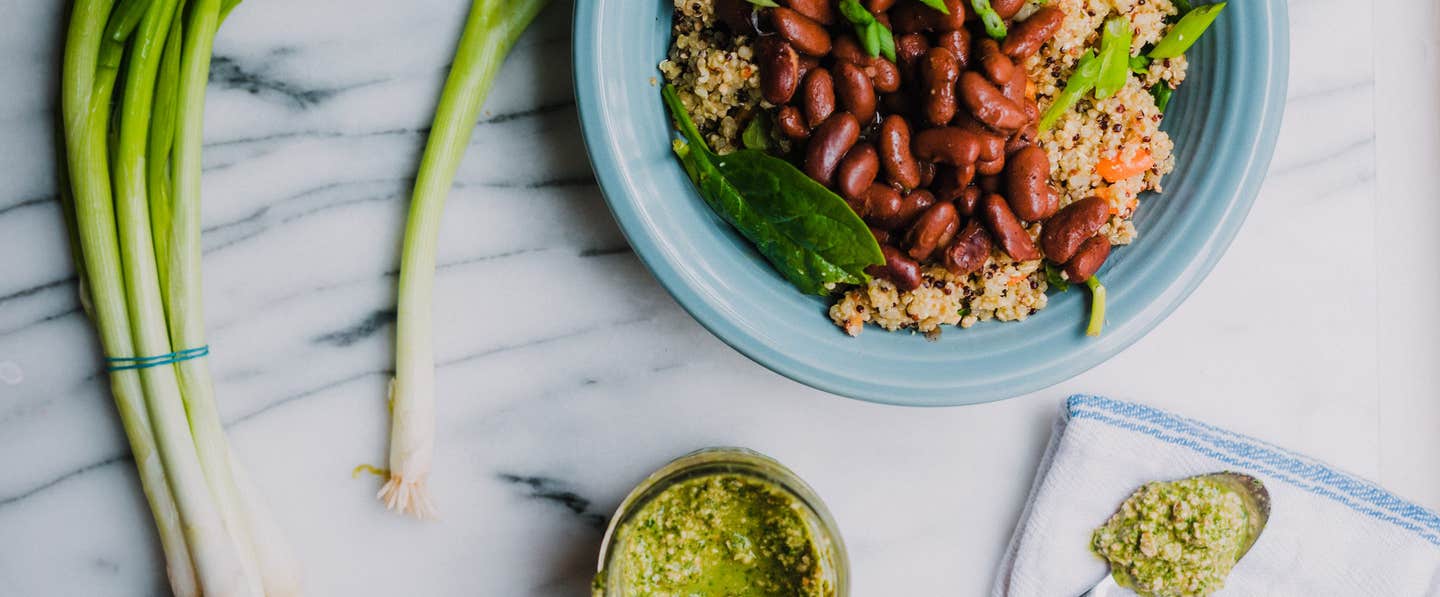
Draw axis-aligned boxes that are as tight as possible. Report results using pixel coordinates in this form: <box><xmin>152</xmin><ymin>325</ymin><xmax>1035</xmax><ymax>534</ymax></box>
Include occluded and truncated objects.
<box><xmin>1083</xmin><ymin>472</ymin><xmax>1270</xmax><ymax>597</ymax></box>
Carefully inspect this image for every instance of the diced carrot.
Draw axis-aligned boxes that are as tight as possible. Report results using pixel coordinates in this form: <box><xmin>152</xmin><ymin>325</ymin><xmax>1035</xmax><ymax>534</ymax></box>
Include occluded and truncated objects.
<box><xmin>1008</xmin><ymin>275</ymin><xmax>1025</xmax><ymax>286</ymax></box>
<box><xmin>1096</xmin><ymin>147</ymin><xmax>1154</xmax><ymax>182</ymax></box>
<box><xmin>1094</xmin><ymin>185</ymin><xmax>1114</xmax><ymax>201</ymax></box>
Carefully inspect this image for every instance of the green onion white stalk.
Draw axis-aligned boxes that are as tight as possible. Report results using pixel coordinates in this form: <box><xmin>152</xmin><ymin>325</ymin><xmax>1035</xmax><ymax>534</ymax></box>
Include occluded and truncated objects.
<box><xmin>63</xmin><ymin>0</ymin><xmax>299</xmax><ymax>594</ymax></box>
<box><xmin>384</xmin><ymin>0</ymin><xmax>551</xmax><ymax>518</ymax></box>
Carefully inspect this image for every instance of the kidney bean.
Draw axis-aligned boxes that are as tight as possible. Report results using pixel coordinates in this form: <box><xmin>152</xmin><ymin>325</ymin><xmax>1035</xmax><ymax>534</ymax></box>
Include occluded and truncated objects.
<box><xmin>857</xmin><ymin>183</ymin><xmax>904</xmax><ymax>227</ymax></box>
<box><xmin>866</xmin><ymin>0</ymin><xmax>897</xmax><ymax>12</ymax></box>
<box><xmin>1002</xmin><ymin>71</ymin><xmax>1027</xmax><ymax>104</ymax></box>
<box><xmin>913</xmin><ymin>127</ymin><xmax>981</xmax><ymax>166</ymax></box>
<box><xmin>836</xmin><ymin>143</ymin><xmax>880</xmax><ymax>199</ymax></box>
<box><xmin>1005</xmin><ymin>145</ymin><xmax>1059</xmax><ymax>221</ymax></box>
<box><xmin>802</xmin><ymin>68</ymin><xmax>835</xmax><ymax>127</ymax></box>
<box><xmin>943</xmin><ymin>219</ymin><xmax>991</xmax><ymax>276</ymax></box>
<box><xmin>757</xmin><ymin>37</ymin><xmax>800</xmax><ymax>105</ymax></box>
<box><xmin>991</xmin><ymin>0</ymin><xmax>1025</xmax><ymax>19</ymax></box>
<box><xmin>1001</xmin><ymin>6</ymin><xmax>1065</xmax><ymax>60</ymax></box>
<box><xmin>935</xmin><ymin>29</ymin><xmax>971</xmax><ymax>70</ymax></box>
<box><xmin>890</xmin><ymin>0</ymin><xmax>966</xmax><ymax>33</ymax></box>
<box><xmin>832</xmin><ymin>34</ymin><xmax>866</xmax><ymax>65</ymax></box>
<box><xmin>980</xmin><ymin>194</ymin><xmax>1040</xmax><ymax>261</ymax></box>
<box><xmin>895</xmin><ymin>33</ymin><xmax>930</xmax><ymax>79</ymax></box>
<box><xmin>867</xmin><ymin>59</ymin><xmax>902</xmax><ymax>93</ymax></box>
<box><xmin>977</xmin><ymin>39</ymin><xmax>1017</xmax><ymax>86</ymax></box>
<box><xmin>835</xmin><ymin>61</ymin><xmax>877</xmax><ymax>123</ymax></box>
<box><xmin>921</xmin><ymin>48</ymin><xmax>960</xmax><ymax>126</ymax></box>
<box><xmin>960</xmin><ymin>72</ymin><xmax>1027</xmax><ymax>133</ymax></box>
<box><xmin>1039</xmin><ymin>196</ymin><xmax>1110</xmax><ymax>262</ymax></box>
<box><xmin>868</xmin><ymin>245</ymin><xmax>923</xmax><ymax>291</ymax></box>
<box><xmin>1063</xmin><ymin>235</ymin><xmax>1111</xmax><ymax>282</ymax></box>
<box><xmin>714</xmin><ymin>0</ymin><xmax>760</xmax><ymax>35</ymax></box>
<box><xmin>784</xmin><ymin>0</ymin><xmax>836</xmax><ymax>26</ymax></box>
<box><xmin>918</xmin><ymin>161</ymin><xmax>936</xmax><ymax>187</ymax></box>
<box><xmin>976</xmin><ymin>155</ymin><xmax>1006</xmax><ymax>176</ymax></box>
<box><xmin>772</xmin><ymin>7</ymin><xmax>831</xmax><ymax>56</ymax></box>
<box><xmin>803</xmin><ymin>113</ymin><xmax>860</xmax><ymax>186</ymax></box>
<box><xmin>894</xmin><ymin>189</ymin><xmax>937</xmax><ymax>230</ymax></box>
<box><xmin>905</xmin><ymin>200</ymin><xmax>959</xmax><ymax>261</ymax></box>
<box><xmin>878</xmin><ymin>115</ymin><xmax>921</xmax><ymax>190</ymax></box>
<box><xmin>776</xmin><ymin>106</ymin><xmax>810</xmax><ymax>140</ymax></box>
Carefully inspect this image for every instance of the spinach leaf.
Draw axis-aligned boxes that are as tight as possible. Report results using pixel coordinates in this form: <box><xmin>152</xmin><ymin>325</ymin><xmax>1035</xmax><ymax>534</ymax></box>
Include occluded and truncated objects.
<box><xmin>662</xmin><ymin>85</ymin><xmax>884</xmax><ymax>295</ymax></box>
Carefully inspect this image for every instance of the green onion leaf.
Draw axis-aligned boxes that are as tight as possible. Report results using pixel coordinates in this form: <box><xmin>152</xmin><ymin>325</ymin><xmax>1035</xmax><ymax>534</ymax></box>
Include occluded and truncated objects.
<box><xmin>745</xmin><ymin>0</ymin><xmax>780</xmax><ymax>7</ymax></box>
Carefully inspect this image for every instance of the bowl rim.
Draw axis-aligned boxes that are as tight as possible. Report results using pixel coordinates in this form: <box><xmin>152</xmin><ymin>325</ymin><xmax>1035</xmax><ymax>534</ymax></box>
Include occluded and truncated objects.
<box><xmin>572</xmin><ymin>0</ymin><xmax>1290</xmax><ymax>407</ymax></box>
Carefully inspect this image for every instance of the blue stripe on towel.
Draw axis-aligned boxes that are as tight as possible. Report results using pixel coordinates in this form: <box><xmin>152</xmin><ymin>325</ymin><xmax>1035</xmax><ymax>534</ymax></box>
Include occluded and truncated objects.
<box><xmin>1067</xmin><ymin>394</ymin><xmax>1440</xmax><ymax>548</ymax></box>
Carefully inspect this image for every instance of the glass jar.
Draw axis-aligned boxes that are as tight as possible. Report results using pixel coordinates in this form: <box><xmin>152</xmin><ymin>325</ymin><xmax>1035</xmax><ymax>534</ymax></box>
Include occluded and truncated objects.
<box><xmin>593</xmin><ymin>447</ymin><xmax>849</xmax><ymax>596</ymax></box>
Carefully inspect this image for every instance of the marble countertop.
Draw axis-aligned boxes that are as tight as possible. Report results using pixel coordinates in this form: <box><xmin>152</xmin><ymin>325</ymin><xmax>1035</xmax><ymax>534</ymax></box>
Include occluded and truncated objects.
<box><xmin>2</xmin><ymin>0</ymin><xmax>1436</xmax><ymax>594</ymax></box>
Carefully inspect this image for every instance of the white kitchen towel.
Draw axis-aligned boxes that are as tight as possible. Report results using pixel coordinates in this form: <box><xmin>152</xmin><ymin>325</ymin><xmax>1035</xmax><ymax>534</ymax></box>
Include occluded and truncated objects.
<box><xmin>992</xmin><ymin>395</ymin><xmax>1440</xmax><ymax>597</ymax></box>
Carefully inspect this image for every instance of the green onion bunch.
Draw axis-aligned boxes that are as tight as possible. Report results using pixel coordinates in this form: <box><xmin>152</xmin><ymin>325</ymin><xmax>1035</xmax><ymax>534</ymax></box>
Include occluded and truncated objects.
<box><xmin>60</xmin><ymin>0</ymin><xmax>300</xmax><ymax>594</ymax></box>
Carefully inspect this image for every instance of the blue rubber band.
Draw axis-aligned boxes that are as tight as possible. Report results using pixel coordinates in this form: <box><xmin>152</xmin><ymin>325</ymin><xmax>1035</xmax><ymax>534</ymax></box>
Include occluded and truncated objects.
<box><xmin>105</xmin><ymin>346</ymin><xmax>210</xmax><ymax>372</ymax></box>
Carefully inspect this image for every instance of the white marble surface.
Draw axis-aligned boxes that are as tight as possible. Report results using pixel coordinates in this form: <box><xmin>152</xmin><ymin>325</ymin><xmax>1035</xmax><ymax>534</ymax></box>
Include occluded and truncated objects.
<box><xmin>0</xmin><ymin>0</ymin><xmax>1432</xmax><ymax>595</ymax></box>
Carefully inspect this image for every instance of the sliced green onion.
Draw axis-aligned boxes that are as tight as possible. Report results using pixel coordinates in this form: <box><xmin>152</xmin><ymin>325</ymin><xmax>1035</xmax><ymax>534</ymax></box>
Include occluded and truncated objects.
<box><xmin>1129</xmin><ymin>54</ymin><xmax>1151</xmax><ymax>75</ymax></box>
<box><xmin>1149</xmin><ymin>2</ymin><xmax>1225</xmax><ymax>59</ymax></box>
<box><xmin>915</xmin><ymin>0</ymin><xmax>951</xmax><ymax>14</ymax></box>
<box><xmin>387</xmin><ymin>0</ymin><xmax>552</xmax><ymax>519</ymax></box>
<box><xmin>970</xmin><ymin>0</ymin><xmax>1008</xmax><ymax>39</ymax></box>
<box><xmin>1085</xmin><ymin>275</ymin><xmax>1107</xmax><ymax>336</ymax></box>
<box><xmin>1039</xmin><ymin>50</ymin><xmax>1100</xmax><ymax>131</ymax></box>
<box><xmin>745</xmin><ymin>0</ymin><xmax>780</xmax><ymax>7</ymax></box>
<box><xmin>1094</xmin><ymin>15</ymin><xmax>1132</xmax><ymax>100</ymax></box>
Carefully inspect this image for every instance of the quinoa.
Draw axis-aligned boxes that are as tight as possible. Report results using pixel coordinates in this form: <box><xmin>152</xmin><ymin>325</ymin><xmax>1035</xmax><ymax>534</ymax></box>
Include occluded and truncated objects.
<box><xmin>658</xmin><ymin>0</ymin><xmax>761</xmax><ymax>154</ymax></box>
<box><xmin>660</xmin><ymin>0</ymin><xmax>1189</xmax><ymax>337</ymax></box>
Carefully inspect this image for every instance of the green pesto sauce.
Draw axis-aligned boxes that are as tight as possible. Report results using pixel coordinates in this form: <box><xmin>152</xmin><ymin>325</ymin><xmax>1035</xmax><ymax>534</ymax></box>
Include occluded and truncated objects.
<box><xmin>612</xmin><ymin>474</ymin><xmax>831</xmax><ymax>597</ymax></box>
<box><xmin>1091</xmin><ymin>478</ymin><xmax>1249</xmax><ymax>597</ymax></box>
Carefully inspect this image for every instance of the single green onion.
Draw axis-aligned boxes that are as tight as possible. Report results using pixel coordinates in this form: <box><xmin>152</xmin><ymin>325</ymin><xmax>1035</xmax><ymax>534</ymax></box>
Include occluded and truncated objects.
<box><xmin>1039</xmin><ymin>50</ymin><xmax>1100</xmax><ymax>131</ymax></box>
<box><xmin>838</xmin><ymin>0</ymin><xmax>873</xmax><ymax>24</ymax></box>
<box><xmin>1149</xmin><ymin>2</ymin><xmax>1225</xmax><ymax>59</ymax></box>
<box><xmin>745</xmin><ymin>0</ymin><xmax>780</xmax><ymax>6</ymax></box>
<box><xmin>1094</xmin><ymin>15</ymin><xmax>1132</xmax><ymax>100</ymax></box>
<box><xmin>1085</xmin><ymin>275</ymin><xmax>1107</xmax><ymax>336</ymax></box>
<box><xmin>970</xmin><ymin>0</ymin><xmax>1008</xmax><ymax>39</ymax></box>
<box><xmin>387</xmin><ymin>0</ymin><xmax>552</xmax><ymax>519</ymax></box>
<box><xmin>1151</xmin><ymin>82</ymin><xmax>1174</xmax><ymax>112</ymax></box>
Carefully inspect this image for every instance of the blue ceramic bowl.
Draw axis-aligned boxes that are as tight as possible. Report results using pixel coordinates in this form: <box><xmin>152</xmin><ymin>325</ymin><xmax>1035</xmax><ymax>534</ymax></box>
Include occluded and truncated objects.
<box><xmin>573</xmin><ymin>1</ymin><xmax>1289</xmax><ymax>406</ymax></box>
